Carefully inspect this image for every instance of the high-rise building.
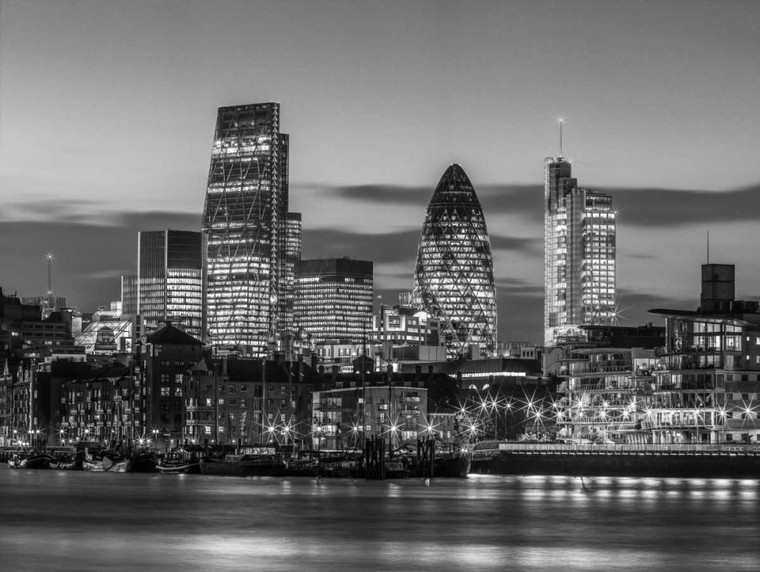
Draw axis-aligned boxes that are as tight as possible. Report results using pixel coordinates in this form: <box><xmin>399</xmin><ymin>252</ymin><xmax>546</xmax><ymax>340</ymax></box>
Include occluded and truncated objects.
<box><xmin>280</xmin><ymin>212</ymin><xmax>302</xmax><ymax>336</ymax></box>
<box><xmin>202</xmin><ymin>103</ymin><xmax>299</xmax><ymax>354</ymax></box>
<box><xmin>412</xmin><ymin>164</ymin><xmax>497</xmax><ymax>358</ymax></box>
<box><xmin>295</xmin><ymin>257</ymin><xmax>373</xmax><ymax>343</ymax></box>
<box><xmin>136</xmin><ymin>230</ymin><xmax>205</xmax><ymax>339</ymax></box>
<box><xmin>544</xmin><ymin>157</ymin><xmax>616</xmax><ymax>346</ymax></box>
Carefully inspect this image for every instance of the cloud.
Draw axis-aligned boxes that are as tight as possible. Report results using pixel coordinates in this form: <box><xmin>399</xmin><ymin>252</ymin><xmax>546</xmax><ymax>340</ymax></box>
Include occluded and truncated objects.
<box><xmin>318</xmin><ymin>180</ymin><xmax>760</xmax><ymax>229</ymax></box>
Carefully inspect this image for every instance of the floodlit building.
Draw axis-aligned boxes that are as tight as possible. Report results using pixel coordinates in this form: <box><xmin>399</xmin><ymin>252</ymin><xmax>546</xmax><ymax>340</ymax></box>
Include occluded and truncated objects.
<box><xmin>294</xmin><ymin>258</ymin><xmax>373</xmax><ymax>344</ymax></box>
<box><xmin>136</xmin><ymin>230</ymin><xmax>205</xmax><ymax>339</ymax></box>
<box><xmin>554</xmin><ymin>264</ymin><xmax>760</xmax><ymax>444</ymax></box>
<box><xmin>544</xmin><ymin>157</ymin><xmax>616</xmax><ymax>346</ymax></box>
<box><xmin>202</xmin><ymin>102</ymin><xmax>300</xmax><ymax>354</ymax></box>
<box><xmin>412</xmin><ymin>164</ymin><xmax>497</xmax><ymax>358</ymax></box>
<box><xmin>280</xmin><ymin>212</ymin><xmax>302</xmax><ymax>336</ymax></box>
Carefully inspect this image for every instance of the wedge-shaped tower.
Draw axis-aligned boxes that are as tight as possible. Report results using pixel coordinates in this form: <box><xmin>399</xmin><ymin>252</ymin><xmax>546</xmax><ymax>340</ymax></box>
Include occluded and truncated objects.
<box><xmin>412</xmin><ymin>164</ymin><xmax>497</xmax><ymax>357</ymax></box>
<box><xmin>202</xmin><ymin>103</ymin><xmax>289</xmax><ymax>353</ymax></box>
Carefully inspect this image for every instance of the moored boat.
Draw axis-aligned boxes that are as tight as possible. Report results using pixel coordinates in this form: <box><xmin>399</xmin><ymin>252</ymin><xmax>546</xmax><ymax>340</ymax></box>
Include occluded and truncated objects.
<box><xmin>199</xmin><ymin>454</ymin><xmax>245</xmax><ymax>476</ymax></box>
<box><xmin>129</xmin><ymin>451</ymin><xmax>158</xmax><ymax>473</ymax></box>
<box><xmin>239</xmin><ymin>454</ymin><xmax>287</xmax><ymax>477</ymax></box>
<box><xmin>103</xmin><ymin>455</ymin><xmax>132</xmax><ymax>473</ymax></box>
<box><xmin>434</xmin><ymin>450</ymin><xmax>471</xmax><ymax>478</ymax></box>
<box><xmin>8</xmin><ymin>452</ymin><xmax>56</xmax><ymax>470</ymax></box>
<box><xmin>156</xmin><ymin>452</ymin><xmax>201</xmax><ymax>474</ymax></box>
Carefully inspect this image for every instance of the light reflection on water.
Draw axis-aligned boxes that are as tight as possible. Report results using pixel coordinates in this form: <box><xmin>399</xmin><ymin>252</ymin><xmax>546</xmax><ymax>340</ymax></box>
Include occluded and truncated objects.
<box><xmin>1</xmin><ymin>467</ymin><xmax>759</xmax><ymax>571</ymax></box>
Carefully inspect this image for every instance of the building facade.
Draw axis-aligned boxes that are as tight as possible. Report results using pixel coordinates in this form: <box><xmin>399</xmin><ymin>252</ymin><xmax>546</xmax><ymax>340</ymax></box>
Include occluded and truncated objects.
<box><xmin>412</xmin><ymin>164</ymin><xmax>497</xmax><ymax>358</ymax></box>
<box><xmin>555</xmin><ymin>265</ymin><xmax>760</xmax><ymax>445</ymax></box>
<box><xmin>544</xmin><ymin>157</ymin><xmax>616</xmax><ymax>346</ymax></box>
<box><xmin>312</xmin><ymin>382</ymin><xmax>428</xmax><ymax>451</ymax></box>
<box><xmin>202</xmin><ymin>103</ymin><xmax>300</xmax><ymax>354</ymax></box>
<box><xmin>136</xmin><ymin>230</ymin><xmax>205</xmax><ymax>339</ymax></box>
<box><xmin>295</xmin><ymin>258</ymin><xmax>373</xmax><ymax>344</ymax></box>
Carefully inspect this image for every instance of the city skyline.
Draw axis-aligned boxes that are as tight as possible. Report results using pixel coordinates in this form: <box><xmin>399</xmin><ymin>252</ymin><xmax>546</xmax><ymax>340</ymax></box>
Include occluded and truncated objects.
<box><xmin>2</xmin><ymin>0</ymin><xmax>760</xmax><ymax>344</ymax></box>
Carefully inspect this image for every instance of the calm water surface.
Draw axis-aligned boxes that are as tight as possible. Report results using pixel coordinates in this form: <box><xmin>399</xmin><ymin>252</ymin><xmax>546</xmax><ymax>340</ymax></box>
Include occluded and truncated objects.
<box><xmin>1</xmin><ymin>466</ymin><xmax>758</xmax><ymax>571</ymax></box>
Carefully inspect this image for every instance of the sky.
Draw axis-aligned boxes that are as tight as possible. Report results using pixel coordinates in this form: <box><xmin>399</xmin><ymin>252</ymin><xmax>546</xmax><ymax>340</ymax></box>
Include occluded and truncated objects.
<box><xmin>1</xmin><ymin>0</ymin><xmax>759</xmax><ymax>344</ymax></box>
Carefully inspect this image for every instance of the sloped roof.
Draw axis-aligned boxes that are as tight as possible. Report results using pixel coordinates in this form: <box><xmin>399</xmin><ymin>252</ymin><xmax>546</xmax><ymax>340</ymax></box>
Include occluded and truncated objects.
<box><xmin>147</xmin><ymin>323</ymin><xmax>203</xmax><ymax>346</ymax></box>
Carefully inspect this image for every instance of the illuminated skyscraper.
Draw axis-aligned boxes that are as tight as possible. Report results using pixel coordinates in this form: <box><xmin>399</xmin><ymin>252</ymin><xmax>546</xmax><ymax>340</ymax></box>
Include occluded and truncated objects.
<box><xmin>294</xmin><ymin>258</ymin><xmax>373</xmax><ymax>343</ymax></box>
<box><xmin>412</xmin><ymin>164</ymin><xmax>497</xmax><ymax>358</ymax></box>
<box><xmin>202</xmin><ymin>103</ymin><xmax>299</xmax><ymax>353</ymax></box>
<box><xmin>136</xmin><ymin>230</ymin><xmax>205</xmax><ymax>339</ymax></box>
<box><xmin>280</xmin><ymin>212</ymin><xmax>302</xmax><ymax>336</ymax></box>
<box><xmin>544</xmin><ymin>157</ymin><xmax>616</xmax><ymax>346</ymax></box>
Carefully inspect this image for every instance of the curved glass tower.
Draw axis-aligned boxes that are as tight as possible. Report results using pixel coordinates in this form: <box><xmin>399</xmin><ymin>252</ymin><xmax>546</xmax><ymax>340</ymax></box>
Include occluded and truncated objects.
<box><xmin>412</xmin><ymin>164</ymin><xmax>497</xmax><ymax>358</ymax></box>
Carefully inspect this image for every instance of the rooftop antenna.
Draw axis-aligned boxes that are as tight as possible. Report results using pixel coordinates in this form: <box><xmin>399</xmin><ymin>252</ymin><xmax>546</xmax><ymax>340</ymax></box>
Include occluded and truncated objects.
<box><xmin>558</xmin><ymin>117</ymin><xmax>564</xmax><ymax>157</ymax></box>
<box><xmin>706</xmin><ymin>231</ymin><xmax>710</xmax><ymax>264</ymax></box>
<box><xmin>46</xmin><ymin>252</ymin><xmax>54</xmax><ymax>296</ymax></box>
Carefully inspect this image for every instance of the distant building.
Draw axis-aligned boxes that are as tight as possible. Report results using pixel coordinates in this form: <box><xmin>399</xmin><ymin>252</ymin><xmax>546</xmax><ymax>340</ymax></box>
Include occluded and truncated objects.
<box><xmin>75</xmin><ymin>319</ymin><xmax>134</xmax><ymax>355</ymax></box>
<box><xmin>412</xmin><ymin>164</ymin><xmax>497</xmax><ymax>358</ymax></box>
<box><xmin>120</xmin><ymin>274</ymin><xmax>138</xmax><ymax>315</ymax></box>
<box><xmin>202</xmin><ymin>102</ymin><xmax>299</xmax><ymax>354</ymax></box>
<box><xmin>280</xmin><ymin>212</ymin><xmax>303</xmax><ymax>336</ymax></box>
<box><xmin>295</xmin><ymin>257</ymin><xmax>373</xmax><ymax>344</ymax></box>
<box><xmin>21</xmin><ymin>295</ymin><xmax>67</xmax><ymax>319</ymax></box>
<box><xmin>544</xmin><ymin>157</ymin><xmax>616</xmax><ymax>346</ymax></box>
<box><xmin>136</xmin><ymin>230</ymin><xmax>205</xmax><ymax>339</ymax></box>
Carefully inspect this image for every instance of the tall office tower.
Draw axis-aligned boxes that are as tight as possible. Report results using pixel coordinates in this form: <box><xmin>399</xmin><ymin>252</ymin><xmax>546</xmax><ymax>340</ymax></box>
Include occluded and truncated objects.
<box><xmin>544</xmin><ymin>157</ymin><xmax>616</xmax><ymax>346</ymax></box>
<box><xmin>412</xmin><ymin>164</ymin><xmax>497</xmax><ymax>358</ymax></box>
<box><xmin>120</xmin><ymin>275</ymin><xmax>138</xmax><ymax>315</ymax></box>
<box><xmin>137</xmin><ymin>230</ymin><xmax>205</xmax><ymax>339</ymax></box>
<box><xmin>294</xmin><ymin>257</ymin><xmax>373</xmax><ymax>343</ymax></box>
<box><xmin>279</xmin><ymin>212</ymin><xmax>302</xmax><ymax>336</ymax></box>
<box><xmin>202</xmin><ymin>103</ymin><xmax>293</xmax><ymax>354</ymax></box>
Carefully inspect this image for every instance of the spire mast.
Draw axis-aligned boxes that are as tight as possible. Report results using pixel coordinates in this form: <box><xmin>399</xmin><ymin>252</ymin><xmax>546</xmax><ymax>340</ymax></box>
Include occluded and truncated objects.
<box><xmin>558</xmin><ymin>117</ymin><xmax>564</xmax><ymax>157</ymax></box>
<box><xmin>46</xmin><ymin>252</ymin><xmax>53</xmax><ymax>296</ymax></box>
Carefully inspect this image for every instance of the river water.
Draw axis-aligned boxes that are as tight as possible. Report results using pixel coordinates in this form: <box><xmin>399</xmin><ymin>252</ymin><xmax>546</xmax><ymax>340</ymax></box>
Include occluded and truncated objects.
<box><xmin>1</xmin><ymin>467</ymin><xmax>758</xmax><ymax>571</ymax></box>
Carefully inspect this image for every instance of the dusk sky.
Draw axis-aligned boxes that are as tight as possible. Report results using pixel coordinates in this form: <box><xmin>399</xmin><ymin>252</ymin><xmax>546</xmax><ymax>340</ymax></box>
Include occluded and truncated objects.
<box><xmin>1</xmin><ymin>0</ymin><xmax>759</xmax><ymax>344</ymax></box>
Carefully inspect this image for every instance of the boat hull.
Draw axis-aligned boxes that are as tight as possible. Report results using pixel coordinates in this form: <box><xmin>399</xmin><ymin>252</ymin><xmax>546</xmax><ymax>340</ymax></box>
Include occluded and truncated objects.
<box><xmin>199</xmin><ymin>459</ymin><xmax>244</xmax><ymax>476</ymax></box>
<box><xmin>239</xmin><ymin>457</ymin><xmax>287</xmax><ymax>477</ymax></box>
<box><xmin>156</xmin><ymin>460</ymin><xmax>201</xmax><ymax>474</ymax></box>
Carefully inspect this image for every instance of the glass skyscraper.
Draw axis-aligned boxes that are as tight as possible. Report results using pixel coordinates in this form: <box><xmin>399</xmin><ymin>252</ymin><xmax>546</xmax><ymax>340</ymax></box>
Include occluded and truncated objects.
<box><xmin>294</xmin><ymin>258</ymin><xmax>373</xmax><ymax>344</ymax></box>
<box><xmin>202</xmin><ymin>103</ymin><xmax>300</xmax><ymax>353</ymax></box>
<box><xmin>544</xmin><ymin>157</ymin><xmax>616</xmax><ymax>346</ymax></box>
<box><xmin>136</xmin><ymin>230</ymin><xmax>205</xmax><ymax>339</ymax></box>
<box><xmin>412</xmin><ymin>164</ymin><xmax>497</xmax><ymax>358</ymax></box>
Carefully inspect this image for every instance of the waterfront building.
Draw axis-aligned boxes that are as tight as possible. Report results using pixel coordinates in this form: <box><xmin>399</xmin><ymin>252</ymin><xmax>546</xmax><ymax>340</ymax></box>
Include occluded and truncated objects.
<box><xmin>135</xmin><ymin>230</ymin><xmax>205</xmax><ymax>339</ymax></box>
<box><xmin>57</xmin><ymin>362</ymin><xmax>136</xmax><ymax>445</ymax></box>
<box><xmin>294</xmin><ymin>257</ymin><xmax>373</xmax><ymax>344</ymax></box>
<box><xmin>202</xmin><ymin>103</ymin><xmax>300</xmax><ymax>354</ymax></box>
<box><xmin>555</xmin><ymin>264</ymin><xmax>760</xmax><ymax>444</ymax></box>
<box><xmin>183</xmin><ymin>356</ymin><xmax>327</xmax><ymax>447</ymax></box>
<box><xmin>139</xmin><ymin>323</ymin><xmax>204</xmax><ymax>448</ymax></box>
<box><xmin>544</xmin><ymin>157</ymin><xmax>616</xmax><ymax>346</ymax></box>
<box><xmin>412</xmin><ymin>164</ymin><xmax>497</xmax><ymax>358</ymax></box>
<box><xmin>312</xmin><ymin>382</ymin><xmax>429</xmax><ymax>451</ymax></box>
<box><xmin>397</xmin><ymin>357</ymin><xmax>541</xmax><ymax>391</ymax></box>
